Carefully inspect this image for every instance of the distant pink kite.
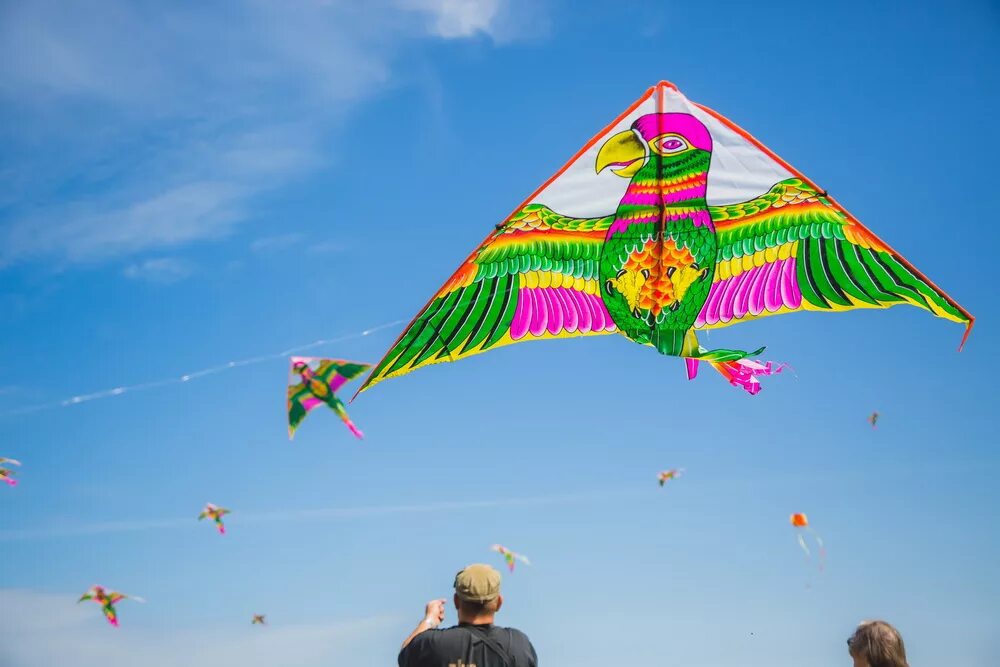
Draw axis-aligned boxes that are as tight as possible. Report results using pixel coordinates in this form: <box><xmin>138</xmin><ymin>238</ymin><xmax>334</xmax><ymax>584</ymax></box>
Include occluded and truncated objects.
<box><xmin>657</xmin><ymin>468</ymin><xmax>683</xmax><ymax>486</ymax></box>
<box><xmin>491</xmin><ymin>544</ymin><xmax>530</xmax><ymax>572</ymax></box>
<box><xmin>198</xmin><ymin>503</ymin><xmax>231</xmax><ymax>535</ymax></box>
<box><xmin>288</xmin><ymin>357</ymin><xmax>371</xmax><ymax>439</ymax></box>
<box><xmin>0</xmin><ymin>458</ymin><xmax>20</xmax><ymax>487</ymax></box>
<box><xmin>78</xmin><ymin>585</ymin><xmax>144</xmax><ymax>627</ymax></box>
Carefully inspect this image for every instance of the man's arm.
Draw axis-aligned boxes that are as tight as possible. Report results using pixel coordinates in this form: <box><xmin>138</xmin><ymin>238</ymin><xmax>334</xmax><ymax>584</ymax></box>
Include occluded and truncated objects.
<box><xmin>400</xmin><ymin>599</ymin><xmax>446</xmax><ymax>651</ymax></box>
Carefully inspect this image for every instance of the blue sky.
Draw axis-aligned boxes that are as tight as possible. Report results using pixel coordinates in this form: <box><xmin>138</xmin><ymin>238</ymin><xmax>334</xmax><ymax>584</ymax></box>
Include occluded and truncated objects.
<box><xmin>1</xmin><ymin>1</ymin><xmax>998</xmax><ymax>665</ymax></box>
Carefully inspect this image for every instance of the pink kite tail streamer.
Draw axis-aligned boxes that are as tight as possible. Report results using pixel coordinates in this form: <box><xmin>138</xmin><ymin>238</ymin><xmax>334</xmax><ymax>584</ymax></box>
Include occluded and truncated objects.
<box><xmin>339</xmin><ymin>414</ymin><xmax>365</xmax><ymax>440</ymax></box>
<box><xmin>709</xmin><ymin>358</ymin><xmax>786</xmax><ymax>395</ymax></box>
<box><xmin>685</xmin><ymin>358</ymin><xmax>700</xmax><ymax>380</ymax></box>
<box><xmin>3</xmin><ymin>478</ymin><xmax>16</xmax><ymax>487</ymax></box>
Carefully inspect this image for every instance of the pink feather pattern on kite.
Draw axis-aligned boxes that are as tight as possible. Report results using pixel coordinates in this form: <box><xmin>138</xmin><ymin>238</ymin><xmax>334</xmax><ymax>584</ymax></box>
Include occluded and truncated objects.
<box><xmin>510</xmin><ymin>287</ymin><xmax>616</xmax><ymax>340</ymax></box>
<box><xmin>696</xmin><ymin>257</ymin><xmax>802</xmax><ymax>327</ymax></box>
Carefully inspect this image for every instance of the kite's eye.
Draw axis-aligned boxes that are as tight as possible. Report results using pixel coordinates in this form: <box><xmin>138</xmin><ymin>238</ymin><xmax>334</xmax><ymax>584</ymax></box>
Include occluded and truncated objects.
<box><xmin>655</xmin><ymin>136</ymin><xmax>690</xmax><ymax>154</ymax></box>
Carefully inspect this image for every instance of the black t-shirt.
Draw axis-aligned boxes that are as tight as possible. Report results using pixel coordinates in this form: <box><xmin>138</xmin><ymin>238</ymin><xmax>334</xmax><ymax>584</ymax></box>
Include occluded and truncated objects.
<box><xmin>398</xmin><ymin>623</ymin><xmax>538</xmax><ymax>667</ymax></box>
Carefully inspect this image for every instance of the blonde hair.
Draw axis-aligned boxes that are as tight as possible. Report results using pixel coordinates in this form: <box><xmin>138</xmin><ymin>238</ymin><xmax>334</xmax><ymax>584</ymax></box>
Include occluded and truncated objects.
<box><xmin>848</xmin><ymin>620</ymin><xmax>909</xmax><ymax>667</ymax></box>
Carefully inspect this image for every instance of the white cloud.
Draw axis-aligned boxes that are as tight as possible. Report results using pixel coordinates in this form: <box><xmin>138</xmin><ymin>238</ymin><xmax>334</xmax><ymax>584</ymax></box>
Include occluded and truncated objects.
<box><xmin>122</xmin><ymin>258</ymin><xmax>194</xmax><ymax>284</ymax></box>
<box><xmin>250</xmin><ymin>233</ymin><xmax>306</xmax><ymax>253</ymax></box>
<box><xmin>0</xmin><ymin>589</ymin><xmax>399</xmax><ymax>667</ymax></box>
<box><xmin>0</xmin><ymin>0</ymin><xmax>539</xmax><ymax>270</ymax></box>
<box><xmin>403</xmin><ymin>0</ymin><xmax>503</xmax><ymax>38</ymax></box>
<box><xmin>306</xmin><ymin>240</ymin><xmax>345</xmax><ymax>254</ymax></box>
<box><xmin>0</xmin><ymin>121</ymin><xmax>323</xmax><ymax>267</ymax></box>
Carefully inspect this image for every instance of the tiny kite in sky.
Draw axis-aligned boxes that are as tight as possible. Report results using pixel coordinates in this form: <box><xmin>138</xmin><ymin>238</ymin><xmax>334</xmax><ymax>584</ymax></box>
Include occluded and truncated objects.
<box><xmin>356</xmin><ymin>81</ymin><xmax>972</xmax><ymax>398</ymax></box>
<box><xmin>78</xmin><ymin>585</ymin><xmax>144</xmax><ymax>627</ymax></box>
<box><xmin>288</xmin><ymin>357</ymin><xmax>371</xmax><ymax>439</ymax></box>
<box><xmin>252</xmin><ymin>614</ymin><xmax>267</xmax><ymax>625</ymax></box>
<box><xmin>198</xmin><ymin>503</ymin><xmax>231</xmax><ymax>535</ymax></box>
<box><xmin>491</xmin><ymin>544</ymin><xmax>530</xmax><ymax>572</ymax></box>
<box><xmin>657</xmin><ymin>468</ymin><xmax>683</xmax><ymax>486</ymax></box>
<box><xmin>868</xmin><ymin>411</ymin><xmax>879</xmax><ymax>428</ymax></box>
<box><xmin>0</xmin><ymin>458</ymin><xmax>20</xmax><ymax>487</ymax></box>
<box><xmin>790</xmin><ymin>513</ymin><xmax>825</xmax><ymax>572</ymax></box>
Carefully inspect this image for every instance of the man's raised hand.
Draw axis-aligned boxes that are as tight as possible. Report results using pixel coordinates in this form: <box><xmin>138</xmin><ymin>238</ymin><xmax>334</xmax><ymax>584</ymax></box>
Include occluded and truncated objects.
<box><xmin>424</xmin><ymin>599</ymin><xmax>446</xmax><ymax>628</ymax></box>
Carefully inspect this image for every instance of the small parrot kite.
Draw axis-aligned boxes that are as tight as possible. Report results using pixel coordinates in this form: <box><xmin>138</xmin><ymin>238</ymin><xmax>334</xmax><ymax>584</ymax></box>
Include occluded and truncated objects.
<box><xmin>356</xmin><ymin>81</ymin><xmax>971</xmax><ymax>398</ymax></box>
<box><xmin>491</xmin><ymin>544</ymin><xmax>530</xmax><ymax>572</ymax></box>
<box><xmin>868</xmin><ymin>411</ymin><xmax>879</xmax><ymax>428</ymax></box>
<box><xmin>198</xmin><ymin>503</ymin><xmax>231</xmax><ymax>535</ymax></box>
<box><xmin>252</xmin><ymin>614</ymin><xmax>267</xmax><ymax>625</ymax></box>
<box><xmin>790</xmin><ymin>513</ymin><xmax>825</xmax><ymax>572</ymax></box>
<box><xmin>657</xmin><ymin>468</ymin><xmax>683</xmax><ymax>486</ymax></box>
<box><xmin>288</xmin><ymin>357</ymin><xmax>371</xmax><ymax>439</ymax></box>
<box><xmin>0</xmin><ymin>458</ymin><xmax>20</xmax><ymax>487</ymax></box>
<box><xmin>78</xmin><ymin>585</ymin><xmax>144</xmax><ymax>627</ymax></box>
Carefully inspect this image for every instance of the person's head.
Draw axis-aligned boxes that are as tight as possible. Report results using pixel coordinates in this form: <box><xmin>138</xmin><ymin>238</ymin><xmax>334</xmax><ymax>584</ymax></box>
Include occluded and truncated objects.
<box><xmin>847</xmin><ymin>620</ymin><xmax>908</xmax><ymax>667</ymax></box>
<box><xmin>453</xmin><ymin>564</ymin><xmax>503</xmax><ymax>623</ymax></box>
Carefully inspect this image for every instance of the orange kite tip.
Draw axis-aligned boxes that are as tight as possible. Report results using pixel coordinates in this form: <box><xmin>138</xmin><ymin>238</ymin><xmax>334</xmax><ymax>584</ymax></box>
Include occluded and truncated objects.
<box><xmin>790</xmin><ymin>513</ymin><xmax>808</xmax><ymax>527</ymax></box>
<box><xmin>655</xmin><ymin>80</ymin><xmax>679</xmax><ymax>92</ymax></box>
<box><xmin>958</xmin><ymin>318</ymin><xmax>974</xmax><ymax>352</ymax></box>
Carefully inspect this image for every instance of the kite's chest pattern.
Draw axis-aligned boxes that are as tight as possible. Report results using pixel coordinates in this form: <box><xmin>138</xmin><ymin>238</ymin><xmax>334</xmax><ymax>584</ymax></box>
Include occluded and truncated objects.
<box><xmin>600</xmin><ymin>164</ymin><xmax>716</xmax><ymax>342</ymax></box>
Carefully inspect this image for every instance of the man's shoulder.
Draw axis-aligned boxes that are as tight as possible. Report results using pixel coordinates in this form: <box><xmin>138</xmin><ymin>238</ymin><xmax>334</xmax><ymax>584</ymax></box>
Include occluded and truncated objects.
<box><xmin>493</xmin><ymin>625</ymin><xmax>531</xmax><ymax>643</ymax></box>
<box><xmin>503</xmin><ymin>626</ymin><xmax>536</xmax><ymax>654</ymax></box>
<box><xmin>411</xmin><ymin>625</ymin><xmax>531</xmax><ymax>644</ymax></box>
<box><xmin>429</xmin><ymin>624</ymin><xmax>533</xmax><ymax>645</ymax></box>
<box><xmin>408</xmin><ymin>625</ymin><xmax>470</xmax><ymax>646</ymax></box>
<box><xmin>501</xmin><ymin>626</ymin><xmax>531</xmax><ymax>639</ymax></box>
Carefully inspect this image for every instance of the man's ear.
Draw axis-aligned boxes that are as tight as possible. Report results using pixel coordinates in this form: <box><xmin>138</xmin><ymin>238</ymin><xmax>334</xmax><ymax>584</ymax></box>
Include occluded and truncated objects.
<box><xmin>453</xmin><ymin>594</ymin><xmax>460</xmax><ymax>610</ymax></box>
<box><xmin>496</xmin><ymin>595</ymin><xmax>503</xmax><ymax>612</ymax></box>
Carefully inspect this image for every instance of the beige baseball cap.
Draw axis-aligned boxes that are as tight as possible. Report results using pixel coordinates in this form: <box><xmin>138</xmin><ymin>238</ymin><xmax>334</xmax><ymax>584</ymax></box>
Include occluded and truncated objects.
<box><xmin>454</xmin><ymin>564</ymin><xmax>502</xmax><ymax>603</ymax></box>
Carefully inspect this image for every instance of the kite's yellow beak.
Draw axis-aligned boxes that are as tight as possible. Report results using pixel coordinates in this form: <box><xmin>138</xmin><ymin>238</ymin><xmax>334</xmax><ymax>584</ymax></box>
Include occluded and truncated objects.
<box><xmin>596</xmin><ymin>129</ymin><xmax>646</xmax><ymax>178</ymax></box>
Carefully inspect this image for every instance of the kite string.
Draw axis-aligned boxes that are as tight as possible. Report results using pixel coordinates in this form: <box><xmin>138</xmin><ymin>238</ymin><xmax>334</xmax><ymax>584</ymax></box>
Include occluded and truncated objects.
<box><xmin>0</xmin><ymin>319</ymin><xmax>406</xmax><ymax>418</ymax></box>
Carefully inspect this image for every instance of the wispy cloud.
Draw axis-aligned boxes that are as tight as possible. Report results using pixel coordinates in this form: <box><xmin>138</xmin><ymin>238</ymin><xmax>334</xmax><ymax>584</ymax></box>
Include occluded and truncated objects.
<box><xmin>400</xmin><ymin>0</ymin><xmax>547</xmax><ymax>41</ymax></box>
<box><xmin>404</xmin><ymin>0</ymin><xmax>503</xmax><ymax>38</ymax></box>
<box><xmin>250</xmin><ymin>233</ymin><xmax>306</xmax><ymax>254</ymax></box>
<box><xmin>0</xmin><ymin>489</ymin><xmax>641</xmax><ymax>542</ymax></box>
<box><xmin>306</xmin><ymin>240</ymin><xmax>345</xmax><ymax>254</ymax></box>
<box><xmin>123</xmin><ymin>257</ymin><xmax>194</xmax><ymax>284</ymax></box>
<box><xmin>0</xmin><ymin>1</ymin><xmax>539</xmax><ymax>270</ymax></box>
<box><xmin>250</xmin><ymin>234</ymin><xmax>344</xmax><ymax>254</ymax></box>
<box><xmin>0</xmin><ymin>589</ymin><xmax>398</xmax><ymax>667</ymax></box>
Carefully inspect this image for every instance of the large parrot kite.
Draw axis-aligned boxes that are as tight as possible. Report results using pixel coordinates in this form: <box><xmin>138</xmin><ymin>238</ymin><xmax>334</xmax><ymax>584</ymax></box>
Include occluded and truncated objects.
<box><xmin>357</xmin><ymin>81</ymin><xmax>972</xmax><ymax>395</ymax></box>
